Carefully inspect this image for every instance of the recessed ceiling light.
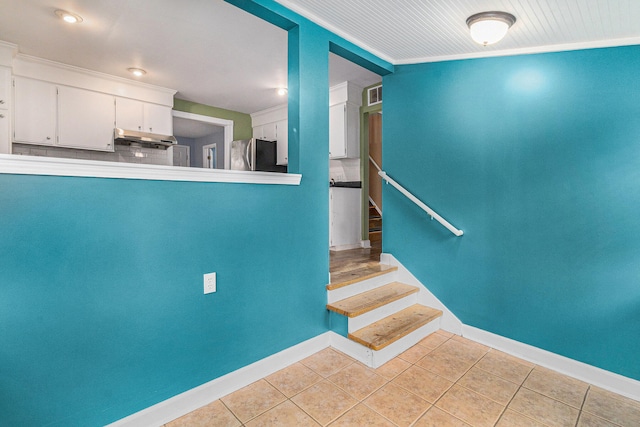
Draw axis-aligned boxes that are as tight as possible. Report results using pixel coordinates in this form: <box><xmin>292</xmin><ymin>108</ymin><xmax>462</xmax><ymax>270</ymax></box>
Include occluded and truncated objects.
<box><xmin>277</xmin><ymin>88</ymin><xmax>288</xmax><ymax>96</ymax></box>
<box><xmin>127</xmin><ymin>68</ymin><xmax>147</xmax><ymax>77</ymax></box>
<box><xmin>55</xmin><ymin>9</ymin><xmax>83</xmax><ymax>24</ymax></box>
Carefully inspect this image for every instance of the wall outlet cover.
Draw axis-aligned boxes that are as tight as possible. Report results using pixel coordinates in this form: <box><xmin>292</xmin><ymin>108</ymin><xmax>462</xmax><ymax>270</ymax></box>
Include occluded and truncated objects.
<box><xmin>204</xmin><ymin>272</ymin><xmax>216</xmax><ymax>294</ymax></box>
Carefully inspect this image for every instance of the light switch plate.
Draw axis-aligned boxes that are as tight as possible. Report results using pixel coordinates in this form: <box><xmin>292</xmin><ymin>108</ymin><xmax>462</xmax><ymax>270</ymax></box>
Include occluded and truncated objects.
<box><xmin>204</xmin><ymin>272</ymin><xmax>216</xmax><ymax>294</ymax></box>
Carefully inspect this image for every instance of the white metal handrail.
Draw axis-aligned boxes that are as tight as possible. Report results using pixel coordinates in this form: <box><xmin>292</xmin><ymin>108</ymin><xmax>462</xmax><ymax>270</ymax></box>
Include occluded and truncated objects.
<box><xmin>369</xmin><ymin>155</ymin><xmax>382</xmax><ymax>173</ymax></box>
<box><xmin>378</xmin><ymin>171</ymin><xmax>464</xmax><ymax>237</ymax></box>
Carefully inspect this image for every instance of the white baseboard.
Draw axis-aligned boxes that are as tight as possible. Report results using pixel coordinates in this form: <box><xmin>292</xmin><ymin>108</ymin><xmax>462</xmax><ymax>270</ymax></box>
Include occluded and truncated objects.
<box><xmin>380</xmin><ymin>253</ymin><xmax>463</xmax><ymax>335</ymax></box>
<box><xmin>330</xmin><ymin>242</ymin><xmax>362</xmax><ymax>251</ymax></box>
<box><xmin>107</xmin><ymin>333</ymin><xmax>332</xmax><ymax>427</ymax></box>
<box><xmin>462</xmin><ymin>325</ymin><xmax>640</xmax><ymax>402</ymax></box>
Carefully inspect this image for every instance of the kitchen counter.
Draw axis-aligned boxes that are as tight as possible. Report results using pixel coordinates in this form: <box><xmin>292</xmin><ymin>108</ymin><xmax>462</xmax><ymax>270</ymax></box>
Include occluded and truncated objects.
<box><xmin>330</xmin><ymin>180</ymin><xmax>361</xmax><ymax>188</ymax></box>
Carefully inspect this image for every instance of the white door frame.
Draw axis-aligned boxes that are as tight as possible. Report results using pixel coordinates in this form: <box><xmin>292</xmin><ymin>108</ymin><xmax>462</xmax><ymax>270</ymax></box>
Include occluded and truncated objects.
<box><xmin>202</xmin><ymin>143</ymin><xmax>217</xmax><ymax>168</ymax></box>
<box><xmin>172</xmin><ymin>110</ymin><xmax>234</xmax><ymax>169</ymax></box>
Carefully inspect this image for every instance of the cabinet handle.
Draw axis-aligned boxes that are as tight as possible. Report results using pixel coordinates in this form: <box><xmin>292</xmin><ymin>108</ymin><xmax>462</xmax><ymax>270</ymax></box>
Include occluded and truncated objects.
<box><xmin>138</xmin><ymin>126</ymin><xmax>142</xmax><ymax>130</ymax></box>
<box><xmin>0</xmin><ymin>114</ymin><xmax>4</xmax><ymax>119</ymax></box>
<box><xmin>46</xmin><ymin>136</ymin><xmax>51</xmax><ymax>140</ymax></box>
<box><xmin>149</xmin><ymin>127</ymin><xmax>152</xmax><ymax>132</ymax></box>
<box><xmin>0</xmin><ymin>100</ymin><xmax>5</xmax><ymax>104</ymax></box>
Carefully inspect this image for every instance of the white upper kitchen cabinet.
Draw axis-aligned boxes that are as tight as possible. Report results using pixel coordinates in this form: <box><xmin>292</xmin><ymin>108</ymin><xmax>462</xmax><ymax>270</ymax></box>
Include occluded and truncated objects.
<box><xmin>0</xmin><ymin>66</ymin><xmax>10</xmax><ymax>153</ymax></box>
<box><xmin>116</xmin><ymin>97</ymin><xmax>172</xmax><ymax>135</ymax></box>
<box><xmin>57</xmin><ymin>86</ymin><xmax>115</xmax><ymax>152</ymax></box>
<box><xmin>13</xmin><ymin>77</ymin><xmax>57</xmax><ymax>146</ymax></box>
<box><xmin>329</xmin><ymin>82</ymin><xmax>362</xmax><ymax>159</ymax></box>
<box><xmin>144</xmin><ymin>102</ymin><xmax>172</xmax><ymax>135</ymax></box>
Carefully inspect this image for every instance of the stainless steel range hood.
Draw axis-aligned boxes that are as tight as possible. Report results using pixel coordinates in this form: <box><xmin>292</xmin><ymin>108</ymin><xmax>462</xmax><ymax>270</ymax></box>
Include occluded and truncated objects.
<box><xmin>114</xmin><ymin>128</ymin><xmax>177</xmax><ymax>149</ymax></box>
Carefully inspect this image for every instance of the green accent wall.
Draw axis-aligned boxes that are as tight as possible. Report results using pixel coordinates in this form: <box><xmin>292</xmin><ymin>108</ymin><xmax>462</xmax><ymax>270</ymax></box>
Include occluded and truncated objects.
<box><xmin>173</xmin><ymin>98</ymin><xmax>252</xmax><ymax>140</ymax></box>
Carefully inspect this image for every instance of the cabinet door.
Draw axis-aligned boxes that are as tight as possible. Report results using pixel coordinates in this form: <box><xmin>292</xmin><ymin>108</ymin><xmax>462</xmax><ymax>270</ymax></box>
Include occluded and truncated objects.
<box><xmin>259</xmin><ymin>122</ymin><xmax>277</xmax><ymax>141</ymax></box>
<box><xmin>0</xmin><ymin>67</ymin><xmax>10</xmax><ymax>154</ymax></box>
<box><xmin>13</xmin><ymin>77</ymin><xmax>57</xmax><ymax>145</ymax></box>
<box><xmin>0</xmin><ymin>66</ymin><xmax>10</xmax><ymax>111</ymax></box>
<box><xmin>275</xmin><ymin>119</ymin><xmax>288</xmax><ymax>165</ymax></box>
<box><xmin>144</xmin><ymin>103</ymin><xmax>172</xmax><ymax>135</ymax></box>
<box><xmin>0</xmin><ymin>108</ymin><xmax>9</xmax><ymax>154</ymax></box>
<box><xmin>57</xmin><ymin>86</ymin><xmax>115</xmax><ymax>151</ymax></box>
<box><xmin>253</xmin><ymin>125</ymin><xmax>264</xmax><ymax>140</ymax></box>
<box><xmin>329</xmin><ymin>103</ymin><xmax>346</xmax><ymax>158</ymax></box>
<box><xmin>115</xmin><ymin>97</ymin><xmax>144</xmax><ymax>131</ymax></box>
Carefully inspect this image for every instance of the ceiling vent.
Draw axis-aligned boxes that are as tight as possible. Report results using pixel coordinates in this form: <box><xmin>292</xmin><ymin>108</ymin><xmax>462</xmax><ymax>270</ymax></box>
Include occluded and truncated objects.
<box><xmin>367</xmin><ymin>85</ymin><xmax>382</xmax><ymax>106</ymax></box>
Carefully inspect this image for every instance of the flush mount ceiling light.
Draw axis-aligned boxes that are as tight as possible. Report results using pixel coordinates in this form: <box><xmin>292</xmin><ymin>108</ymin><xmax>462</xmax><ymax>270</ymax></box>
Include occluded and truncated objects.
<box><xmin>466</xmin><ymin>11</ymin><xmax>516</xmax><ymax>46</ymax></box>
<box><xmin>127</xmin><ymin>68</ymin><xmax>147</xmax><ymax>77</ymax></box>
<box><xmin>276</xmin><ymin>88</ymin><xmax>288</xmax><ymax>96</ymax></box>
<box><xmin>55</xmin><ymin>9</ymin><xmax>83</xmax><ymax>24</ymax></box>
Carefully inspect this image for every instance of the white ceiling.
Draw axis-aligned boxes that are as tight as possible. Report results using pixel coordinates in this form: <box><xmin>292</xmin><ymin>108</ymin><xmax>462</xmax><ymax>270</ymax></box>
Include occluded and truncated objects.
<box><xmin>2</xmin><ymin>1</ymin><xmax>639</xmax><ymax>117</ymax></box>
<box><xmin>0</xmin><ymin>0</ymin><xmax>380</xmax><ymax>115</ymax></box>
<box><xmin>276</xmin><ymin>0</ymin><xmax>640</xmax><ymax>64</ymax></box>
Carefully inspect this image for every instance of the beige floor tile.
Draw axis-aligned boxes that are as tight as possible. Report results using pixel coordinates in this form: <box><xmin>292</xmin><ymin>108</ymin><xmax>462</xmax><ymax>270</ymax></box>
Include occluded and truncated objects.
<box><xmin>327</xmin><ymin>362</ymin><xmax>387</xmax><ymax>400</ymax></box>
<box><xmin>416</xmin><ymin>339</ymin><xmax>486</xmax><ymax>382</ymax></box>
<box><xmin>397</xmin><ymin>343</ymin><xmax>433</xmax><ymax>363</ymax></box>
<box><xmin>165</xmin><ymin>400</ymin><xmax>240</xmax><ymax>427</ymax></box>
<box><xmin>392</xmin><ymin>365</ymin><xmax>453</xmax><ymax>403</ymax></box>
<box><xmin>220</xmin><ymin>380</ymin><xmax>287</xmax><ymax>423</ymax></box>
<box><xmin>457</xmin><ymin>366</ymin><xmax>520</xmax><ymax>405</ymax></box>
<box><xmin>291</xmin><ymin>380</ymin><xmax>357</xmax><ymax>425</ymax></box>
<box><xmin>419</xmin><ymin>331</ymin><xmax>451</xmax><ymax>349</ymax></box>
<box><xmin>435</xmin><ymin>384</ymin><xmax>505</xmax><ymax>427</ymax></box>
<box><xmin>582</xmin><ymin>386</ymin><xmax>640</xmax><ymax>427</ymax></box>
<box><xmin>265</xmin><ymin>362</ymin><xmax>322</xmax><ymax>397</ymax></box>
<box><xmin>413</xmin><ymin>406</ymin><xmax>471</xmax><ymax>426</ymax></box>
<box><xmin>328</xmin><ymin>403</ymin><xmax>395</xmax><ymax>427</ymax></box>
<box><xmin>508</xmin><ymin>387</ymin><xmax>579</xmax><ymax>427</ymax></box>
<box><xmin>363</xmin><ymin>382</ymin><xmax>431</xmax><ymax>426</ymax></box>
<box><xmin>450</xmin><ymin>335</ymin><xmax>490</xmax><ymax>353</ymax></box>
<box><xmin>523</xmin><ymin>366</ymin><xmax>589</xmax><ymax>408</ymax></box>
<box><xmin>300</xmin><ymin>348</ymin><xmax>354</xmax><ymax>377</ymax></box>
<box><xmin>577</xmin><ymin>411</ymin><xmax>619</xmax><ymax>427</ymax></box>
<box><xmin>374</xmin><ymin>357</ymin><xmax>411</xmax><ymax>380</ymax></box>
<box><xmin>245</xmin><ymin>400</ymin><xmax>320</xmax><ymax>427</ymax></box>
<box><xmin>495</xmin><ymin>409</ymin><xmax>546</xmax><ymax>427</ymax></box>
<box><xmin>474</xmin><ymin>350</ymin><xmax>533</xmax><ymax>384</ymax></box>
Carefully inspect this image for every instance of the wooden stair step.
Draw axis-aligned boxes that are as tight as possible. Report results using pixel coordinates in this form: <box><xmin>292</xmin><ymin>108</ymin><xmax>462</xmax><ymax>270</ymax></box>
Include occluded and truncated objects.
<box><xmin>327</xmin><ymin>282</ymin><xmax>418</xmax><ymax>317</ymax></box>
<box><xmin>327</xmin><ymin>264</ymin><xmax>397</xmax><ymax>290</ymax></box>
<box><xmin>348</xmin><ymin>305</ymin><xmax>443</xmax><ymax>351</ymax></box>
<box><xmin>369</xmin><ymin>230</ymin><xmax>382</xmax><ymax>242</ymax></box>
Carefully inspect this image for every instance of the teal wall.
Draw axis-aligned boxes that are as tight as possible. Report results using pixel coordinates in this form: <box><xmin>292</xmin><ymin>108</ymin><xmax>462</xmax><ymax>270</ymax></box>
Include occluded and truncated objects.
<box><xmin>0</xmin><ymin>1</ymin><xmax>392</xmax><ymax>425</ymax></box>
<box><xmin>383</xmin><ymin>45</ymin><xmax>640</xmax><ymax>380</ymax></box>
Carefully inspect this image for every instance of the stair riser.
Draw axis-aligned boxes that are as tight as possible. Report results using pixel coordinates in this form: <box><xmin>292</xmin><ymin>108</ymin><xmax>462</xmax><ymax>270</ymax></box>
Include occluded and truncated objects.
<box><xmin>347</xmin><ymin>294</ymin><xmax>418</xmax><ymax>333</ymax></box>
<box><xmin>327</xmin><ymin>270</ymin><xmax>398</xmax><ymax>303</ymax></box>
<box><xmin>367</xmin><ymin>319</ymin><xmax>442</xmax><ymax>367</ymax></box>
<box><xmin>330</xmin><ymin>318</ymin><xmax>442</xmax><ymax>368</ymax></box>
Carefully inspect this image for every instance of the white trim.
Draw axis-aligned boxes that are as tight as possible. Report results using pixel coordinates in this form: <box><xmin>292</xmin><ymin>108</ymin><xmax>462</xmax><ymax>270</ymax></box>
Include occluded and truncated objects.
<box><xmin>107</xmin><ymin>333</ymin><xmax>332</xmax><ymax>427</ymax></box>
<box><xmin>395</xmin><ymin>36</ymin><xmax>640</xmax><ymax>65</ymax></box>
<box><xmin>0</xmin><ymin>154</ymin><xmax>301</xmax><ymax>185</ymax></box>
<box><xmin>171</xmin><ymin>110</ymin><xmax>235</xmax><ymax>170</ymax></box>
<box><xmin>380</xmin><ymin>253</ymin><xmax>463</xmax><ymax>334</ymax></box>
<box><xmin>462</xmin><ymin>325</ymin><xmax>640</xmax><ymax>402</ymax></box>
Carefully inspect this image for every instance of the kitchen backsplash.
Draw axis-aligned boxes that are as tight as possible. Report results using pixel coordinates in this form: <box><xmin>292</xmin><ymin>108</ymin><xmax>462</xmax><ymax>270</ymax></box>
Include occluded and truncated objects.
<box><xmin>330</xmin><ymin>158</ymin><xmax>361</xmax><ymax>182</ymax></box>
<box><xmin>12</xmin><ymin>143</ymin><xmax>172</xmax><ymax>166</ymax></box>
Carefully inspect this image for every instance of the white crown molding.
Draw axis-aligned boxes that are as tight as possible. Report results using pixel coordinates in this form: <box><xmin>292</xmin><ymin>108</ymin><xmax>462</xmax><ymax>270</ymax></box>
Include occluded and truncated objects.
<box><xmin>13</xmin><ymin>53</ymin><xmax>177</xmax><ymax>95</ymax></box>
<box><xmin>394</xmin><ymin>36</ymin><xmax>640</xmax><ymax>65</ymax></box>
<box><xmin>0</xmin><ymin>154</ymin><xmax>301</xmax><ymax>185</ymax></box>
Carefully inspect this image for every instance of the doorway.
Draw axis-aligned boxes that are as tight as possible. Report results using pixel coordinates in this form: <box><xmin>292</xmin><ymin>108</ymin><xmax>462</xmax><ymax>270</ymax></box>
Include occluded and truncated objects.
<box><xmin>172</xmin><ymin>111</ymin><xmax>233</xmax><ymax>169</ymax></box>
<box><xmin>202</xmin><ymin>143</ymin><xmax>218</xmax><ymax>169</ymax></box>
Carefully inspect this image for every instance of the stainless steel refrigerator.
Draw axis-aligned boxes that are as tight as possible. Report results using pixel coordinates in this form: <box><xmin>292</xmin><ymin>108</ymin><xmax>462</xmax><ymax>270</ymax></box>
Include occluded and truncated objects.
<box><xmin>230</xmin><ymin>138</ymin><xmax>286</xmax><ymax>172</ymax></box>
